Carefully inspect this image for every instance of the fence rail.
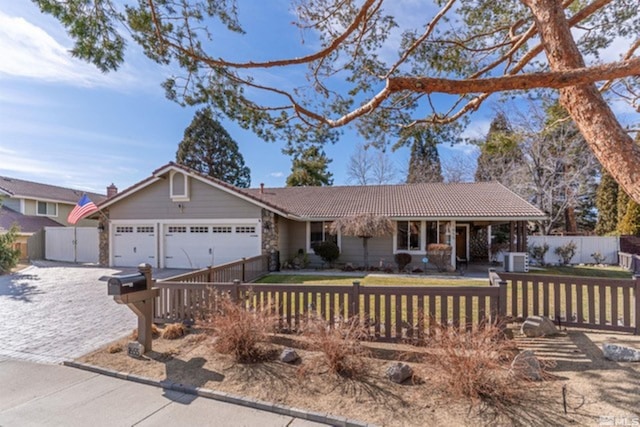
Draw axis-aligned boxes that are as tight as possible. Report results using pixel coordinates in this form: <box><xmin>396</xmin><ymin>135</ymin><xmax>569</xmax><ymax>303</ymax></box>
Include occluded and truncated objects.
<box><xmin>153</xmin><ymin>279</ymin><xmax>504</xmax><ymax>342</ymax></box>
<box><xmin>160</xmin><ymin>255</ymin><xmax>268</xmax><ymax>284</ymax></box>
<box><xmin>499</xmin><ymin>272</ymin><xmax>640</xmax><ymax>334</ymax></box>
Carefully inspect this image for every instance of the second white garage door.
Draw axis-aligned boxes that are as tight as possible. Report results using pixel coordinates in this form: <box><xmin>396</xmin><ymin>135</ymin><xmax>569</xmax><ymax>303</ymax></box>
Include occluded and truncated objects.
<box><xmin>163</xmin><ymin>224</ymin><xmax>260</xmax><ymax>269</ymax></box>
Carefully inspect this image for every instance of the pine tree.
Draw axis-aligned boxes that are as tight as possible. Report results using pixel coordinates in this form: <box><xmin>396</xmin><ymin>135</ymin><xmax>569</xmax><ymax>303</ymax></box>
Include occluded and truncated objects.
<box><xmin>176</xmin><ymin>108</ymin><xmax>251</xmax><ymax>188</ymax></box>
<box><xmin>594</xmin><ymin>171</ymin><xmax>618</xmax><ymax>235</ymax></box>
<box><xmin>618</xmin><ymin>200</ymin><xmax>640</xmax><ymax>236</ymax></box>
<box><xmin>286</xmin><ymin>146</ymin><xmax>333</xmax><ymax>187</ymax></box>
<box><xmin>474</xmin><ymin>113</ymin><xmax>522</xmax><ymax>184</ymax></box>
<box><xmin>406</xmin><ymin>128</ymin><xmax>443</xmax><ymax>183</ymax></box>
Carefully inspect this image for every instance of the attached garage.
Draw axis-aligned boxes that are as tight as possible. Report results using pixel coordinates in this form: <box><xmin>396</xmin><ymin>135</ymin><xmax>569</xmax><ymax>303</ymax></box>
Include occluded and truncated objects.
<box><xmin>99</xmin><ymin>164</ymin><xmax>275</xmax><ymax>269</ymax></box>
<box><xmin>163</xmin><ymin>223</ymin><xmax>260</xmax><ymax>269</ymax></box>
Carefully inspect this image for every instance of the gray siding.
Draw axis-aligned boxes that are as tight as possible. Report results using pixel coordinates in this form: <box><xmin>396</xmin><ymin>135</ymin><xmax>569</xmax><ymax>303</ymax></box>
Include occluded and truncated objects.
<box><xmin>278</xmin><ymin>216</ymin><xmax>291</xmax><ymax>262</ymax></box>
<box><xmin>338</xmin><ymin>236</ymin><xmax>394</xmax><ymax>267</ymax></box>
<box><xmin>109</xmin><ymin>177</ymin><xmax>261</xmax><ymax>220</ymax></box>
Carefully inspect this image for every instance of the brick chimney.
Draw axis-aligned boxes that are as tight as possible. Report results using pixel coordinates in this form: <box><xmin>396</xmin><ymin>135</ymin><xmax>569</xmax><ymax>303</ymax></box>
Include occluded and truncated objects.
<box><xmin>107</xmin><ymin>183</ymin><xmax>118</xmax><ymax>198</ymax></box>
<box><xmin>260</xmin><ymin>183</ymin><xmax>264</xmax><ymax>194</ymax></box>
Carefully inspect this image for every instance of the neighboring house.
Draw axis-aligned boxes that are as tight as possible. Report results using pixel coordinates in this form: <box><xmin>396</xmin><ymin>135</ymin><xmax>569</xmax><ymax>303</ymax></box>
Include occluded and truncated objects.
<box><xmin>0</xmin><ymin>175</ymin><xmax>106</xmax><ymax>259</ymax></box>
<box><xmin>95</xmin><ymin>162</ymin><xmax>546</xmax><ymax>270</ymax></box>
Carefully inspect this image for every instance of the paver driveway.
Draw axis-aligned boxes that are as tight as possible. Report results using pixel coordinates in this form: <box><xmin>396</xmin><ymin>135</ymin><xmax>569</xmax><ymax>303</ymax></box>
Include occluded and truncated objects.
<box><xmin>0</xmin><ymin>261</ymin><xmax>185</xmax><ymax>363</ymax></box>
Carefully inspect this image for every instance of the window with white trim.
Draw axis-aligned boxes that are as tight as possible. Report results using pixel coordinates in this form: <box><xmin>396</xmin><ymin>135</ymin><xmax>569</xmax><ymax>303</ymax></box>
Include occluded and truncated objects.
<box><xmin>169</xmin><ymin>171</ymin><xmax>190</xmax><ymax>201</ymax></box>
<box><xmin>37</xmin><ymin>201</ymin><xmax>57</xmax><ymax>217</ymax></box>
<box><xmin>309</xmin><ymin>221</ymin><xmax>336</xmax><ymax>248</ymax></box>
<box><xmin>396</xmin><ymin>221</ymin><xmax>422</xmax><ymax>251</ymax></box>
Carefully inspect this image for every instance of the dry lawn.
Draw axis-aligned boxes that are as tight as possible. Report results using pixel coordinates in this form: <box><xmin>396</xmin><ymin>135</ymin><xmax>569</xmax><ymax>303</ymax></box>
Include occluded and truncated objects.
<box><xmin>78</xmin><ymin>326</ymin><xmax>640</xmax><ymax>426</ymax></box>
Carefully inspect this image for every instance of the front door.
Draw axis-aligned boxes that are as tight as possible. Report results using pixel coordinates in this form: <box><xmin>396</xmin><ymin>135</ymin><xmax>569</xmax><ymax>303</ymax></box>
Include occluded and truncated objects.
<box><xmin>455</xmin><ymin>225</ymin><xmax>468</xmax><ymax>260</ymax></box>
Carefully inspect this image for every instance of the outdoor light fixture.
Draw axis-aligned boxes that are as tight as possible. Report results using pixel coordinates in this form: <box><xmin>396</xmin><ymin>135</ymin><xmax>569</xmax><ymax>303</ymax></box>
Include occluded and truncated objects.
<box><xmin>98</xmin><ymin>223</ymin><xmax>105</xmax><ymax>232</ymax></box>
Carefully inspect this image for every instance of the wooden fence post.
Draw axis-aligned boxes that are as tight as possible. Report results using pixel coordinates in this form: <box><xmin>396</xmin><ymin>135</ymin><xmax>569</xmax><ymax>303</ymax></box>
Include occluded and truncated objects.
<box><xmin>232</xmin><ymin>279</ymin><xmax>241</xmax><ymax>303</ymax></box>
<box><xmin>634</xmin><ymin>276</ymin><xmax>640</xmax><ymax>335</ymax></box>
<box><xmin>351</xmin><ymin>281</ymin><xmax>361</xmax><ymax>319</ymax></box>
<box><xmin>499</xmin><ymin>280</ymin><xmax>508</xmax><ymax>319</ymax></box>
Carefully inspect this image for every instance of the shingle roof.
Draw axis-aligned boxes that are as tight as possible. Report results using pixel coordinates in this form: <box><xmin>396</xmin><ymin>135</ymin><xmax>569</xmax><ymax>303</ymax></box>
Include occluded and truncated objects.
<box><xmin>0</xmin><ymin>176</ymin><xmax>106</xmax><ymax>204</ymax></box>
<box><xmin>0</xmin><ymin>206</ymin><xmax>64</xmax><ymax>234</ymax></box>
<box><xmin>240</xmin><ymin>182</ymin><xmax>546</xmax><ymax>219</ymax></box>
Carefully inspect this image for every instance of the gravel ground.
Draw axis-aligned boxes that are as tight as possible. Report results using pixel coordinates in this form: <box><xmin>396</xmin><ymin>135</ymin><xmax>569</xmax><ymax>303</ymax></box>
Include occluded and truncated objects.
<box><xmin>0</xmin><ymin>261</ymin><xmax>187</xmax><ymax>364</ymax></box>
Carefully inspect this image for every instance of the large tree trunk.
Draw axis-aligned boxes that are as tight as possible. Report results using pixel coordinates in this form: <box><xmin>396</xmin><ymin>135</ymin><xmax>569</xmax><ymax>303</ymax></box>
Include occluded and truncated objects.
<box><xmin>523</xmin><ymin>0</ymin><xmax>640</xmax><ymax>204</ymax></box>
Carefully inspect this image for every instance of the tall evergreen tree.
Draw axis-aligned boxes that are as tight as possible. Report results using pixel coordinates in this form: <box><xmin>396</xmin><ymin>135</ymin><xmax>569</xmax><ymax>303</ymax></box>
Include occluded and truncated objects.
<box><xmin>176</xmin><ymin>108</ymin><xmax>251</xmax><ymax>188</ymax></box>
<box><xmin>474</xmin><ymin>113</ymin><xmax>523</xmax><ymax>185</ymax></box>
<box><xmin>286</xmin><ymin>146</ymin><xmax>333</xmax><ymax>187</ymax></box>
<box><xmin>406</xmin><ymin>128</ymin><xmax>443</xmax><ymax>183</ymax></box>
<box><xmin>594</xmin><ymin>171</ymin><xmax>619</xmax><ymax>235</ymax></box>
<box><xmin>616</xmin><ymin>132</ymin><xmax>640</xmax><ymax>235</ymax></box>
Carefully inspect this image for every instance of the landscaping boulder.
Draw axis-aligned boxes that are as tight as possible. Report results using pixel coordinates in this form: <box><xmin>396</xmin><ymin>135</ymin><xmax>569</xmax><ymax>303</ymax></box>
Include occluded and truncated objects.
<box><xmin>280</xmin><ymin>348</ymin><xmax>300</xmax><ymax>363</ymax></box>
<box><xmin>602</xmin><ymin>343</ymin><xmax>640</xmax><ymax>362</ymax></box>
<box><xmin>521</xmin><ymin>316</ymin><xmax>559</xmax><ymax>337</ymax></box>
<box><xmin>511</xmin><ymin>350</ymin><xmax>543</xmax><ymax>381</ymax></box>
<box><xmin>386</xmin><ymin>362</ymin><xmax>413</xmax><ymax>384</ymax></box>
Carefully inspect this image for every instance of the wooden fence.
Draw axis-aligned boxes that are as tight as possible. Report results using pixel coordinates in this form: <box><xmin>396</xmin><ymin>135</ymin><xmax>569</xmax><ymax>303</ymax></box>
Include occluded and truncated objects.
<box><xmin>153</xmin><ymin>278</ymin><xmax>505</xmax><ymax>342</ymax></box>
<box><xmin>161</xmin><ymin>255</ymin><xmax>268</xmax><ymax>284</ymax></box>
<box><xmin>498</xmin><ymin>272</ymin><xmax>640</xmax><ymax>334</ymax></box>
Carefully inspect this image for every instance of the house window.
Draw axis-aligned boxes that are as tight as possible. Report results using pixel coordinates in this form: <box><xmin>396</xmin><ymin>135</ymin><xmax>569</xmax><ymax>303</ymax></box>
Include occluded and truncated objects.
<box><xmin>169</xmin><ymin>171</ymin><xmax>190</xmax><ymax>201</ymax></box>
<box><xmin>37</xmin><ymin>201</ymin><xmax>57</xmax><ymax>217</ymax></box>
<box><xmin>396</xmin><ymin>221</ymin><xmax>421</xmax><ymax>251</ymax></box>
<box><xmin>309</xmin><ymin>221</ymin><xmax>336</xmax><ymax>248</ymax></box>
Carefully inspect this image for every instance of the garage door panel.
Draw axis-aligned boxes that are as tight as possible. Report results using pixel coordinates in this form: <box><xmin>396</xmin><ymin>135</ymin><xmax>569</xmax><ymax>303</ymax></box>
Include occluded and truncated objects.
<box><xmin>112</xmin><ymin>225</ymin><xmax>156</xmax><ymax>267</ymax></box>
<box><xmin>164</xmin><ymin>223</ymin><xmax>260</xmax><ymax>269</ymax></box>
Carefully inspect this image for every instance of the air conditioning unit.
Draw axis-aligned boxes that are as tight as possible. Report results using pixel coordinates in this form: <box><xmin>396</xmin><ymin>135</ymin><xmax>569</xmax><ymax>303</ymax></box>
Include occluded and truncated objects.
<box><xmin>504</xmin><ymin>252</ymin><xmax>529</xmax><ymax>273</ymax></box>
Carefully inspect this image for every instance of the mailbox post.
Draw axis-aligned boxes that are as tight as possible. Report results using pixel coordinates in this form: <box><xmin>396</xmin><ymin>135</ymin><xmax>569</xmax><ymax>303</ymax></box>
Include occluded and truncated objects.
<box><xmin>108</xmin><ymin>263</ymin><xmax>159</xmax><ymax>353</ymax></box>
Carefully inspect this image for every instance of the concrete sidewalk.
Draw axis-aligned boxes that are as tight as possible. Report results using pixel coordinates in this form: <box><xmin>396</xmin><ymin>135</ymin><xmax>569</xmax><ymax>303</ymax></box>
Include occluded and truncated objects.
<box><xmin>0</xmin><ymin>357</ymin><xmax>328</xmax><ymax>427</ymax></box>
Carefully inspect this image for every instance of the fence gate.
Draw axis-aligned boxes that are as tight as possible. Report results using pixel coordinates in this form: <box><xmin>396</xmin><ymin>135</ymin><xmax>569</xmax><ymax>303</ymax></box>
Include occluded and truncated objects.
<box><xmin>45</xmin><ymin>227</ymin><xmax>99</xmax><ymax>263</ymax></box>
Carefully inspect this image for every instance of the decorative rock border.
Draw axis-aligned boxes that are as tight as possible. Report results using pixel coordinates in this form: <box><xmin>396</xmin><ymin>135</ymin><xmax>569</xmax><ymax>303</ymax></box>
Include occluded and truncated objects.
<box><xmin>63</xmin><ymin>361</ymin><xmax>374</xmax><ymax>427</ymax></box>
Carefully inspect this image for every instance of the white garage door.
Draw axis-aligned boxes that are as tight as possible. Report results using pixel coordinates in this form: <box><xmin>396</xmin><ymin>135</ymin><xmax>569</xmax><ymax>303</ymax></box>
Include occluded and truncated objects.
<box><xmin>164</xmin><ymin>224</ymin><xmax>260</xmax><ymax>269</ymax></box>
<box><xmin>112</xmin><ymin>225</ymin><xmax>157</xmax><ymax>267</ymax></box>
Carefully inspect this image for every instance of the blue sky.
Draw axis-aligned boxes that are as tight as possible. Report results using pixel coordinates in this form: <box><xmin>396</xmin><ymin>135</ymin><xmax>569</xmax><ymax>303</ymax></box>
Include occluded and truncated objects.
<box><xmin>2</xmin><ymin>2</ymin><xmax>633</xmax><ymax>197</ymax></box>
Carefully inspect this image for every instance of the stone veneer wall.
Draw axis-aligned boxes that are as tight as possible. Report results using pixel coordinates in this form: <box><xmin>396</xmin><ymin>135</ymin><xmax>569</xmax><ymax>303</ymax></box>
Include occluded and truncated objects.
<box><xmin>98</xmin><ymin>208</ymin><xmax>110</xmax><ymax>266</ymax></box>
<box><xmin>261</xmin><ymin>209</ymin><xmax>279</xmax><ymax>255</ymax></box>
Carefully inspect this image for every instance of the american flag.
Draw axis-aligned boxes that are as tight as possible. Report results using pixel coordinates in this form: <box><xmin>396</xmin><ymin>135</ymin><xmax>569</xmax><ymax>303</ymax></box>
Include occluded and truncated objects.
<box><xmin>67</xmin><ymin>194</ymin><xmax>99</xmax><ymax>224</ymax></box>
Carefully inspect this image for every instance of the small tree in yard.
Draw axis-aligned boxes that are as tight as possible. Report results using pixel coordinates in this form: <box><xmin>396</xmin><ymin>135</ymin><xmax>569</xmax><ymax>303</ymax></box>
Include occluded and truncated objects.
<box><xmin>0</xmin><ymin>225</ymin><xmax>21</xmax><ymax>274</ymax></box>
<box><xmin>528</xmin><ymin>243</ymin><xmax>549</xmax><ymax>266</ymax></box>
<box><xmin>554</xmin><ymin>241</ymin><xmax>577</xmax><ymax>265</ymax></box>
<box><xmin>311</xmin><ymin>241</ymin><xmax>340</xmax><ymax>268</ymax></box>
<box><xmin>330</xmin><ymin>214</ymin><xmax>393</xmax><ymax>269</ymax></box>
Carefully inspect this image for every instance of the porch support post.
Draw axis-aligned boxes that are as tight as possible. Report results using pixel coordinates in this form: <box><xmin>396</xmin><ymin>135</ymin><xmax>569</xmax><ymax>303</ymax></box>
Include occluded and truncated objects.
<box><xmin>487</xmin><ymin>225</ymin><xmax>492</xmax><ymax>261</ymax></box>
<box><xmin>509</xmin><ymin>221</ymin><xmax>516</xmax><ymax>252</ymax></box>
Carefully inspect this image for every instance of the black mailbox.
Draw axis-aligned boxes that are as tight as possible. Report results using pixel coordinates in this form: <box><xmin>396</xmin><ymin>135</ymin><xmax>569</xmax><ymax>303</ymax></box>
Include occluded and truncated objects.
<box><xmin>107</xmin><ymin>273</ymin><xmax>148</xmax><ymax>296</ymax></box>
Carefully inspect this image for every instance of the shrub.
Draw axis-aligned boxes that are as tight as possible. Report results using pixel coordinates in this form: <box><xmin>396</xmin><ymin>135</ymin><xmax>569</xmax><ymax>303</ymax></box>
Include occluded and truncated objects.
<box><xmin>426</xmin><ymin>244</ymin><xmax>452</xmax><ymax>272</ymax></box>
<box><xmin>554</xmin><ymin>241</ymin><xmax>577</xmax><ymax>265</ymax></box>
<box><xmin>131</xmin><ymin>324</ymin><xmax>160</xmax><ymax>340</ymax></box>
<box><xmin>202</xmin><ymin>294</ymin><xmax>276</xmax><ymax>363</ymax></box>
<box><xmin>162</xmin><ymin>323</ymin><xmax>187</xmax><ymax>339</ymax></box>
<box><xmin>426</xmin><ymin>324</ymin><xmax>532</xmax><ymax>410</ymax></box>
<box><xmin>312</xmin><ymin>241</ymin><xmax>340</xmax><ymax>267</ymax></box>
<box><xmin>528</xmin><ymin>243</ymin><xmax>549</xmax><ymax>266</ymax></box>
<box><xmin>300</xmin><ymin>315</ymin><xmax>370</xmax><ymax>378</ymax></box>
<box><xmin>394</xmin><ymin>252</ymin><xmax>412</xmax><ymax>272</ymax></box>
<box><xmin>591</xmin><ymin>251</ymin><xmax>606</xmax><ymax>264</ymax></box>
<box><xmin>0</xmin><ymin>225</ymin><xmax>21</xmax><ymax>274</ymax></box>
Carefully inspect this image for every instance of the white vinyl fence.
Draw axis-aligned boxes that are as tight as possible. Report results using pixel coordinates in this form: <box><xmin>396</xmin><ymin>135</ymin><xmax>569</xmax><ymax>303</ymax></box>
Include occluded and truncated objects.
<box><xmin>528</xmin><ymin>236</ymin><xmax>619</xmax><ymax>265</ymax></box>
<box><xmin>45</xmin><ymin>227</ymin><xmax>99</xmax><ymax>263</ymax></box>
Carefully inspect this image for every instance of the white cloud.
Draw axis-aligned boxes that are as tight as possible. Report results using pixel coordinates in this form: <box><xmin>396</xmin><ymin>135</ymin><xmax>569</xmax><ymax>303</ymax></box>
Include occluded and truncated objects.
<box><xmin>269</xmin><ymin>171</ymin><xmax>284</xmax><ymax>178</ymax></box>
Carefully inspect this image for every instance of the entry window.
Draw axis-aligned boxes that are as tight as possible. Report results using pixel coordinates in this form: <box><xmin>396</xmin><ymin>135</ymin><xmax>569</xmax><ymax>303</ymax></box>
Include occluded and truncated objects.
<box><xmin>168</xmin><ymin>226</ymin><xmax>187</xmax><ymax>233</ymax></box>
<box><xmin>37</xmin><ymin>201</ymin><xmax>57</xmax><ymax>216</ymax></box>
<box><xmin>236</xmin><ymin>226</ymin><xmax>256</xmax><ymax>233</ymax></box>
<box><xmin>309</xmin><ymin>221</ymin><xmax>336</xmax><ymax>248</ymax></box>
<box><xmin>212</xmin><ymin>226</ymin><xmax>232</xmax><ymax>233</ymax></box>
<box><xmin>396</xmin><ymin>221</ymin><xmax>421</xmax><ymax>251</ymax></box>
